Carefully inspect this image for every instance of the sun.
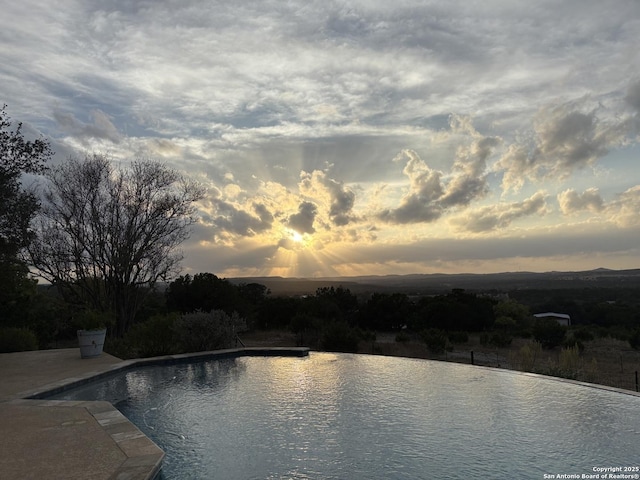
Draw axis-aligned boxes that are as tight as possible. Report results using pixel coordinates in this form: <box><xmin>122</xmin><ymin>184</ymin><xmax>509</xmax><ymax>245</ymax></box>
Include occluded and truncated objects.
<box><xmin>290</xmin><ymin>230</ymin><xmax>305</xmax><ymax>243</ymax></box>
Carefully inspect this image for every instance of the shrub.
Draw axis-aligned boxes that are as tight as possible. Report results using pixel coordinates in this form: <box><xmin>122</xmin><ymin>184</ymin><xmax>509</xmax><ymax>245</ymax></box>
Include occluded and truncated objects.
<box><xmin>126</xmin><ymin>313</ymin><xmax>179</xmax><ymax>357</ymax></box>
<box><xmin>320</xmin><ymin>321</ymin><xmax>360</xmax><ymax>353</ymax></box>
<box><xmin>629</xmin><ymin>329</ymin><xmax>640</xmax><ymax>350</ymax></box>
<box><xmin>508</xmin><ymin>341</ymin><xmax>541</xmax><ymax>372</ymax></box>
<box><xmin>0</xmin><ymin>327</ymin><xmax>38</xmax><ymax>352</ymax></box>
<box><xmin>572</xmin><ymin>327</ymin><xmax>594</xmax><ymax>342</ymax></box>
<box><xmin>421</xmin><ymin>328</ymin><xmax>448</xmax><ymax>354</ymax></box>
<box><xmin>395</xmin><ymin>331</ymin><xmax>410</xmax><ymax>343</ymax></box>
<box><xmin>447</xmin><ymin>331</ymin><xmax>469</xmax><ymax>344</ymax></box>
<box><xmin>532</xmin><ymin>318</ymin><xmax>567</xmax><ymax>349</ymax></box>
<box><xmin>489</xmin><ymin>331</ymin><xmax>512</xmax><ymax>348</ymax></box>
<box><xmin>558</xmin><ymin>345</ymin><xmax>581</xmax><ymax>377</ymax></box>
<box><xmin>174</xmin><ymin>310</ymin><xmax>247</xmax><ymax>353</ymax></box>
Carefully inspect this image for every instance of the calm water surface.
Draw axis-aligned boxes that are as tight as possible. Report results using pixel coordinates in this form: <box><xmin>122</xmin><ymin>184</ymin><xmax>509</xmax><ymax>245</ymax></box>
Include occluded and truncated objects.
<box><xmin>51</xmin><ymin>353</ymin><xmax>640</xmax><ymax>479</ymax></box>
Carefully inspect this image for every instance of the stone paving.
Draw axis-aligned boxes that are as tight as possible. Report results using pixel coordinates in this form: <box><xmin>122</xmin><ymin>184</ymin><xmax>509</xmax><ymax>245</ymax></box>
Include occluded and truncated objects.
<box><xmin>0</xmin><ymin>349</ymin><xmax>164</xmax><ymax>480</ymax></box>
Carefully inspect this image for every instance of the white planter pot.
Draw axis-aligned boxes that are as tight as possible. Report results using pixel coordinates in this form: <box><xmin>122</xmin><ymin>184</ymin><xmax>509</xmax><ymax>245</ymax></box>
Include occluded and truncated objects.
<box><xmin>77</xmin><ymin>328</ymin><xmax>107</xmax><ymax>358</ymax></box>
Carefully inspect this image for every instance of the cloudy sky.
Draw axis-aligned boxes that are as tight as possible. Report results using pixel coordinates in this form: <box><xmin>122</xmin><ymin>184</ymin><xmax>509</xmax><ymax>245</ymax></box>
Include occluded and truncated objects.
<box><xmin>2</xmin><ymin>0</ymin><xmax>640</xmax><ymax>278</ymax></box>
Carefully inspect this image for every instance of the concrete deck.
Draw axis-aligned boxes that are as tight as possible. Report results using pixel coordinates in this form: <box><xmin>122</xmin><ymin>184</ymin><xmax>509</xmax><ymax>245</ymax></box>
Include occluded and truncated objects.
<box><xmin>0</xmin><ymin>349</ymin><xmax>164</xmax><ymax>480</ymax></box>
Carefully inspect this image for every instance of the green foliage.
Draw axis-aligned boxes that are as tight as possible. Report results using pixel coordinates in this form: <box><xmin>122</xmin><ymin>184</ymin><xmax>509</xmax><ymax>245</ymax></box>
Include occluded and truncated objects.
<box><xmin>412</xmin><ymin>290</ymin><xmax>495</xmax><ymax>332</ymax></box>
<box><xmin>571</xmin><ymin>327</ymin><xmax>595</xmax><ymax>342</ymax></box>
<box><xmin>289</xmin><ymin>312</ymin><xmax>319</xmax><ymax>345</ymax></box>
<box><xmin>316</xmin><ymin>286</ymin><xmax>358</xmax><ymax>312</ymax></box>
<box><xmin>359</xmin><ymin>292</ymin><xmax>411</xmax><ymax>330</ymax></box>
<box><xmin>0</xmin><ymin>106</ymin><xmax>51</xmax><ymax>326</ymax></box>
<box><xmin>319</xmin><ymin>321</ymin><xmax>360</xmax><ymax>353</ymax></box>
<box><xmin>532</xmin><ymin>317</ymin><xmax>567</xmax><ymax>349</ymax></box>
<box><xmin>74</xmin><ymin>310</ymin><xmax>113</xmax><ymax>331</ymax></box>
<box><xmin>629</xmin><ymin>329</ymin><xmax>640</xmax><ymax>350</ymax></box>
<box><xmin>558</xmin><ymin>345</ymin><xmax>581</xmax><ymax>377</ymax></box>
<box><xmin>166</xmin><ymin>273</ymin><xmax>241</xmax><ymax>315</ymax></box>
<box><xmin>488</xmin><ymin>331</ymin><xmax>513</xmax><ymax>348</ymax></box>
<box><xmin>257</xmin><ymin>296</ymin><xmax>299</xmax><ymax>329</ymax></box>
<box><xmin>493</xmin><ymin>299</ymin><xmax>531</xmax><ymax>334</ymax></box>
<box><xmin>421</xmin><ymin>328</ymin><xmax>448</xmax><ymax>354</ymax></box>
<box><xmin>126</xmin><ymin>313</ymin><xmax>179</xmax><ymax>357</ymax></box>
<box><xmin>508</xmin><ymin>340</ymin><xmax>542</xmax><ymax>372</ymax></box>
<box><xmin>173</xmin><ymin>310</ymin><xmax>246</xmax><ymax>353</ymax></box>
<box><xmin>447</xmin><ymin>331</ymin><xmax>469</xmax><ymax>344</ymax></box>
<box><xmin>0</xmin><ymin>327</ymin><xmax>38</xmax><ymax>352</ymax></box>
<box><xmin>395</xmin><ymin>331</ymin><xmax>411</xmax><ymax>343</ymax></box>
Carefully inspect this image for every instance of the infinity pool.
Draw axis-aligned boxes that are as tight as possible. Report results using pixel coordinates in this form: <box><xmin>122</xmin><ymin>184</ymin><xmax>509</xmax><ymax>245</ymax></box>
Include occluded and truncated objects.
<box><xmin>50</xmin><ymin>353</ymin><xmax>640</xmax><ymax>479</ymax></box>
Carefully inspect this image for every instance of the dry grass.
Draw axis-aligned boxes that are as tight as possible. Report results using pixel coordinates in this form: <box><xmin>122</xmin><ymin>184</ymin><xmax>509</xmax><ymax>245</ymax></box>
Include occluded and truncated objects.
<box><xmin>241</xmin><ymin>330</ymin><xmax>640</xmax><ymax>392</ymax></box>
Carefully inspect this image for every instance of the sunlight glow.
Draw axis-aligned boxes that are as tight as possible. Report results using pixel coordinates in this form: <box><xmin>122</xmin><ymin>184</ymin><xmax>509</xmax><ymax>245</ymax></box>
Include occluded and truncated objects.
<box><xmin>290</xmin><ymin>230</ymin><xmax>304</xmax><ymax>243</ymax></box>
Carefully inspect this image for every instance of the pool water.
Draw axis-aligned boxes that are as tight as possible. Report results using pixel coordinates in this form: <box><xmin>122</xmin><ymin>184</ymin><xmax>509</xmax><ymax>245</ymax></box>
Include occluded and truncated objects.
<box><xmin>50</xmin><ymin>353</ymin><xmax>640</xmax><ymax>479</ymax></box>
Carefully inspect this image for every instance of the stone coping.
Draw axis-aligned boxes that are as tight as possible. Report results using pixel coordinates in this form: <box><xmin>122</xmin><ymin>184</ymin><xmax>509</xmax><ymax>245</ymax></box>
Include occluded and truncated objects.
<box><xmin>5</xmin><ymin>399</ymin><xmax>164</xmax><ymax>480</ymax></box>
<box><xmin>26</xmin><ymin>347</ymin><xmax>310</xmax><ymax>400</ymax></box>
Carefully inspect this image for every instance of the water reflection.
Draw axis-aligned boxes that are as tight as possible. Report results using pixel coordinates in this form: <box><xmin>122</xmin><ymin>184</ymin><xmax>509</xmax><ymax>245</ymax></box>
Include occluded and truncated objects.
<box><xmin>50</xmin><ymin>353</ymin><xmax>640</xmax><ymax>479</ymax></box>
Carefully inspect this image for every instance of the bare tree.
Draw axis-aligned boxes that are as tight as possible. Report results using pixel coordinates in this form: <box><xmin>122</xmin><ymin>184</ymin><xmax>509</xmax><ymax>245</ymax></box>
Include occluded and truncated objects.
<box><xmin>29</xmin><ymin>154</ymin><xmax>205</xmax><ymax>336</ymax></box>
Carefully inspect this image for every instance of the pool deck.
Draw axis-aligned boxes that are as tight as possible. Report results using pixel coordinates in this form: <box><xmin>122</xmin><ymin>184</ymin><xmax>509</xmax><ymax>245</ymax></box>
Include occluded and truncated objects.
<box><xmin>0</xmin><ymin>346</ymin><xmax>310</xmax><ymax>479</ymax></box>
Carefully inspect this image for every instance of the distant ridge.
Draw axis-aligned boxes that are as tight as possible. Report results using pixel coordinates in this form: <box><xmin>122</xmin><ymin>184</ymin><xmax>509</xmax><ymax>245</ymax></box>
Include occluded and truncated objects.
<box><xmin>228</xmin><ymin>267</ymin><xmax>640</xmax><ymax>296</ymax></box>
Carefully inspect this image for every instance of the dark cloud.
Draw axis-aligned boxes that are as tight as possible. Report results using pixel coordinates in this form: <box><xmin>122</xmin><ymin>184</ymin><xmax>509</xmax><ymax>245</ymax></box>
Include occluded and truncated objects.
<box><xmin>209</xmin><ymin>200</ymin><xmax>273</xmax><ymax>236</ymax></box>
<box><xmin>288</xmin><ymin>201</ymin><xmax>318</xmax><ymax>234</ymax></box>
<box><xmin>378</xmin><ymin>122</ymin><xmax>500</xmax><ymax>224</ymax></box>
<box><xmin>53</xmin><ymin>108</ymin><xmax>121</xmax><ymax>144</ymax></box>
<box><xmin>377</xmin><ymin>150</ymin><xmax>444</xmax><ymax>224</ymax></box>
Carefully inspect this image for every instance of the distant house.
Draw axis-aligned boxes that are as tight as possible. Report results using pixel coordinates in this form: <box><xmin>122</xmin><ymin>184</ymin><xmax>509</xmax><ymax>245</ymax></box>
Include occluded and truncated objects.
<box><xmin>533</xmin><ymin>312</ymin><xmax>571</xmax><ymax>327</ymax></box>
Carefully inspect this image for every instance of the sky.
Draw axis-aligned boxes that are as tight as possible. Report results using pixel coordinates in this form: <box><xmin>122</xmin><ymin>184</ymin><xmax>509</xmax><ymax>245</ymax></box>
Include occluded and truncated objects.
<box><xmin>2</xmin><ymin>0</ymin><xmax>640</xmax><ymax>278</ymax></box>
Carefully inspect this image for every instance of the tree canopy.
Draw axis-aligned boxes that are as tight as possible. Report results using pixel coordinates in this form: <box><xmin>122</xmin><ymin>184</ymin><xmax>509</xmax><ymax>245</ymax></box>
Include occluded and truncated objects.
<box><xmin>0</xmin><ymin>105</ymin><xmax>51</xmax><ymax>326</ymax></box>
<box><xmin>29</xmin><ymin>153</ymin><xmax>204</xmax><ymax>335</ymax></box>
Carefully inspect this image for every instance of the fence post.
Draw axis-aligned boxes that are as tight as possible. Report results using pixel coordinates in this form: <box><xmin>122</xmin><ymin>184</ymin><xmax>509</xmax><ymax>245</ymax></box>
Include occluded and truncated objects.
<box><xmin>471</xmin><ymin>351</ymin><xmax>474</xmax><ymax>365</ymax></box>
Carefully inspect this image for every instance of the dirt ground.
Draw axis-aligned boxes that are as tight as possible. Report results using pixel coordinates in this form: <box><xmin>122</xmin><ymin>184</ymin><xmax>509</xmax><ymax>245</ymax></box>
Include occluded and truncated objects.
<box><xmin>240</xmin><ymin>330</ymin><xmax>640</xmax><ymax>393</ymax></box>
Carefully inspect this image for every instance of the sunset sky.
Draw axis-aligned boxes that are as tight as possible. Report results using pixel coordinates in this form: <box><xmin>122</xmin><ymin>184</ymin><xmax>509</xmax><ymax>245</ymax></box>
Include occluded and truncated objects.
<box><xmin>2</xmin><ymin>1</ymin><xmax>640</xmax><ymax>278</ymax></box>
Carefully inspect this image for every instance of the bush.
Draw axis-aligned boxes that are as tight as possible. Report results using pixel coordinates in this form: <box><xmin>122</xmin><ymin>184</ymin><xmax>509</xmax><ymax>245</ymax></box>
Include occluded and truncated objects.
<box><xmin>572</xmin><ymin>327</ymin><xmax>594</xmax><ymax>342</ymax></box>
<box><xmin>447</xmin><ymin>331</ymin><xmax>469</xmax><ymax>344</ymax></box>
<box><xmin>508</xmin><ymin>341</ymin><xmax>542</xmax><ymax>372</ymax></box>
<box><xmin>421</xmin><ymin>328</ymin><xmax>448</xmax><ymax>354</ymax></box>
<box><xmin>532</xmin><ymin>318</ymin><xmax>567</xmax><ymax>349</ymax></box>
<box><xmin>558</xmin><ymin>345</ymin><xmax>581</xmax><ymax>377</ymax></box>
<box><xmin>629</xmin><ymin>329</ymin><xmax>640</xmax><ymax>350</ymax></box>
<box><xmin>0</xmin><ymin>327</ymin><xmax>38</xmax><ymax>352</ymax></box>
<box><xmin>174</xmin><ymin>310</ymin><xmax>246</xmax><ymax>353</ymax></box>
<box><xmin>320</xmin><ymin>321</ymin><xmax>360</xmax><ymax>353</ymax></box>
<box><xmin>126</xmin><ymin>313</ymin><xmax>179</xmax><ymax>357</ymax></box>
<box><xmin>395</xmin><ymin>331</ymin><xmax>411</xmax><ymax>343</ymax></box>
<box><xmin>489</xmin><ymin>331</ymin><xmax>512</xmax><ymax>348</ymax></box>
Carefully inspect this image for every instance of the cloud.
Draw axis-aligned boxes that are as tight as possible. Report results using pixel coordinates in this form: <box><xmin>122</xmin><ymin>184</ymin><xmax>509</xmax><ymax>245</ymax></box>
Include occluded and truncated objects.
<box><xmin>450</xmin><ymin>191</ymin><xmax>549</xmax><ymax>233</ymax></box>
<box><xmin>205</xmin><ymin>200</ymin><xmax>274</xmax><ymax>237</ymax></box>
<box><xmin>3</xmin><ymin>0</ymin><xmax>640</xmax><ymax>277</ymax></box>
<box><xmin>299</xmin><ymin>169</ymin><xmax>357</xmax><ymax>226</ymax></box>
<box><xmin>377</xmin><ymin>118</ymin><xmax>500</xmax><ymax>224</ymax></box>
<box><xmin>496</xmin><ymin>97</ymin><xmax>632</xmax><ymax>192</ymax></box>
<box><xmin>53</xmin><ymin>108</ymin><xmax>121</xmax><ymax>144</ymax></box>
<box><xmin>625</xmin><ymin>80</ymin><xmax>640</xmax><ymax>114</ymax></box>
<box><xmin>557</xmin><ymin>188</ymin><xmax>604</xmax><ymax>214</ymax></box>
<box><xmin>607</xmin><ymin>185</ymin><xmax>640</xmax><ymax>228</ymax></box>
<box><xmin>288</xmin><ymin>201</ymin><xmax>318</xmax><ymax>234</ymax></box>
<box><xmin>377</xmin><ymin>149</ymin><xmax>444</xmax><ymax>224</ymax></box>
